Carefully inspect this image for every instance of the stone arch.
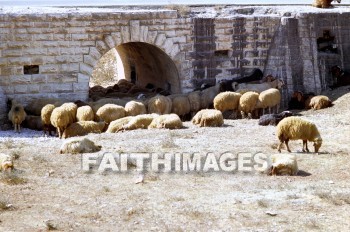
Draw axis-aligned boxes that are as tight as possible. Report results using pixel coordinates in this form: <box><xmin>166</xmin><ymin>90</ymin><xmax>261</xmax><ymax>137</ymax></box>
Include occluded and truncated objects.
<box><xmin>80</xmin><ymin>24</ymin><xmax>184</xmax><ymax>94</ymax></box>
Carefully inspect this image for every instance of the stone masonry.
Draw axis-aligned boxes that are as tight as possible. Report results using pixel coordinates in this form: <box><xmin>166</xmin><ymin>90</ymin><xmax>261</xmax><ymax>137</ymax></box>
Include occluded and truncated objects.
<box><xmin>1</xmin><ymin>6</ymin><xmax>350</xmax><ymax>126</ymax></box>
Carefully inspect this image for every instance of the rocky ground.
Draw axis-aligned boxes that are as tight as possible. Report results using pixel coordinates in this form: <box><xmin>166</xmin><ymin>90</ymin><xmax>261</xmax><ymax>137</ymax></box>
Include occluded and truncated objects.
<box><xmin>1</xmin><ymin>86</ymin><xmax>350</xmax><ymax>231</ymax></box>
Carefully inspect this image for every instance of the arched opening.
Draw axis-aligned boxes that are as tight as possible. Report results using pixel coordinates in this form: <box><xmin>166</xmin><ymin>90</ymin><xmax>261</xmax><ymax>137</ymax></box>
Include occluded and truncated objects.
<box><xmin>89</xmin><ymin>42</ymin><xmax>180</xmax><ymax>99</ymax></box>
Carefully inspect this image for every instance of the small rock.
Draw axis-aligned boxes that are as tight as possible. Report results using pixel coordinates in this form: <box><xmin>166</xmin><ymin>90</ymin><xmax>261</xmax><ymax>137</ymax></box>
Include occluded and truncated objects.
<box><xmin>134</xmin><ymin>174</ymin><xmax>144</xmax><ymax>184</ymax></box>
<box><xmin>329</xmin><ymin>180</ymin><xmax>334</xmax><ymax>184</ymax></box>
<box><xmin>265</xmin><ymin>211</ymin><xmax>277</xmax><ymax>216</ymax></box>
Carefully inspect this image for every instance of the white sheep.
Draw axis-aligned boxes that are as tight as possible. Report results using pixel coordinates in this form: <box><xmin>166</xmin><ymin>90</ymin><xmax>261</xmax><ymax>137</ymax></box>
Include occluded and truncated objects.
<box><xmin>187</xmin><ymin>90</ymin><xmax>202</xmax><ymax>117</ymax></box>
<box><xmin>276</xmin><ymin>116</ymin><xmax>322</xmax><ymax>153</ymax></box>
<box><xmin>239</xmin><ymin>91</ymin><xmax>259</xmax><ymax>119</ymax></box>
<box><xmin>213</xmin><ymin>91</ymin><xmax>242</xmax><ymax>118</ymax></box>
<box><xmin>62</xmin><ymin>121</ymin><xmax>106</xmax><ymax>139</ymax></box>
<box><xmin>60</xmin><ymin>138</ymin><xmax>101</xmax><ymax>154</ymax></box>
<box><xmin>200</xmin><ymin>83</ymin><xmax>222</xmax><ymax>109</ymax></box>
<box><xmin>256</xmin><ymin>88</ymin><xmax>281</xmax><ymax>115</ymax></box>
<box><xmin>89</xmin><ymin>98</ymin><xmax>129</xmax><ymax>114</ymax></box>
<box><xmin>147</xmin><ymin>95</ymin><xmax>172</xmax><ymax>115</ymax></box>
<box><xmin>169</xmin><ymin>94</ymin><xmax>191</xmax><ymax>120</ymax></box>
<box><xmin>50</xmin><ymin>102</ymin><xmax>77</xmax><ymax>139</ymax></box>
<box><xmin>268</xmin><ymin>153</ymin><xmax>298</xmax><ymax>176</ymax></box>
<box><xmin>76</xmin><ymin>105</ymin><xmax>94</xmax><ymax>121</ymax></box>
<box><xmin>122</xmin><ymin>114</ymin><xmax>158</xmax><ymax>131</ymax></box>
<box><xmin>0</xmin><ymin>153</ymin><xmax>14</xmax><ymax>172</ymax></box>
<box><xmin>234</xmin><ymin>78</ymin><xmax>284</xmax><ymax>94</ymax></box>
<box><xmin>106</xmin><ymin>116</ymin><xmax>133</xmax><ymax>133</ymax></box>
<box><xmin>41</xmin><ymin>104</ymin><xmax>56</xmax><ymax>136</ymax></box>
<box><xmin>148</xmin><ymin>114</ymin><xmax>183</xmax><ymax>129</ymax></box>
<box><xmin>95</xmin><ymin>104</ymin><xmax>126</xmax><ymax>124</ymax></box>
<box><xmin>191</xmin><ymin>109</ymin><xmax>224</xmax><ymax>127</ymax></box>
<box><xmin>308</xmin><ymin>95</ymin><xmax>332</xmax><ymax>110</ymax></box>
<box><xmin>8</xmin><ymin>99</ymin><xmax>27</xmax><ymax>133</ymax></box>
<box><xmin>124</xmin><ymin>100</ymin><xmax>147</xmax><ymax>116</ymax></box>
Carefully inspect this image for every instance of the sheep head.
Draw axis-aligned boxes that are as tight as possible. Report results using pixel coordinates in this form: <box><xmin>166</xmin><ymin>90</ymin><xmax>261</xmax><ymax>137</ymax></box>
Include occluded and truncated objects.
<box><xmin>313</xmin><ymin>137</ymin><xmax>323</xmax><ymax>153</ymax></box>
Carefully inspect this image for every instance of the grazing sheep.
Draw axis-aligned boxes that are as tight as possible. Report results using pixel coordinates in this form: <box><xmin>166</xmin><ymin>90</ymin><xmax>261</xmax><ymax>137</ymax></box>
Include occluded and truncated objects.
<box><xmin>147</xmin><ymin>95</ymin><xmax>172</xmax><ymax>115</ymax></box>
<box><xmin>258</xmin><ymin>111</ymin><xmax>293</xmax><ymax>126</ymax></box>
<box><xmin>213</xmin><ymin>91</ymin><xmax>242</xmax><ymax>118</ymax></box>
<box><xmin>124</xmin><ymin>100</ymin><xmax>147</xmax><ymax>116</ymax></box>
<box><xmin>96</xmin><ymin>104</ymin><xmax>126</xmax><ymax>124</ymax></box>
<box><xmin>62</xmin><ymin>121</ymin><xmax>106</xmax><ymax>139</ymax></box>
<box><xmin>0</xmin><ymin>153</ymin><xmax>14</xmax><ymax>172</ymax></box>
<box><xmin>200</xmin><ymin>83</ymin><xmax>222</xmax><ymax>109</ymax></box>
<box><xmin>170</xmin><ymin>94</ymin><xmax>191</xmax><ymax>120</ymax></box>
<box><xmin>234</xmin><ymin>78</ymin><xmax>284</xmax><ymax>94</ymax></box>
<box><xmin>268</xmin><ymin>154</ymin><xmax>298</xmax><ymax>176</ymax></box>
<box><xmin>148</xmin><ymin>114</ymin><xmax>183</xmax><ymax>129</ymax></box>
<box><xmin>106</xmin><ymin>117</ymin><xmax>133</xmax><ymax>133</ymax></box>
<box><xmin>187</xmin><ymin>91</ymin><xmax>202</xmax><ymax>117</ymax></box>
<box><xmin>256</xmin><ymin>88</ymin><xmax>281</xmax><ymax>115</ymax></box>
<box><xmin>25</xmin><ymin>98</ymin><xmax>66</xmax><ymax>116</ymax></box>
<box><xmin>76</xmin><ymin>105</ymin><xmax>94</xmax><ymax>122</ymax></box>
<box><xmin>8</xmin><ymin>99</ymin><xmax>27</xmax><ymax>133</ymax></box>
<box><xmin>22</xmin><ymin>115</ymin><xmax>43</xmax><ymax>131</ymax></box>
<box><xmin>276</xmin><ymin>116</ymin><xmax>322</xmax><ymax>153</ymax></box>
<box><xmin>308</xmin><ymin>95</ymin><xmax>332</xmax><ymax>110</ymax></box>
<box><xmin>239</xmin><ymin>91</ymin><xmax>259</xmax><ymax>119</ymax></box>
<box><xmin>191</xmin><ymin>109</ymin><xmax>224</xmax><ymax>127</ymax></box>
<box><xmin>41</xmin><ymin>104</ymin><xmax>56</xmax><ymax>136</ymax></box>
<box><xmin>60</xmin><ymin>138</ymin><xmax>101</xmax><ymax>154</ymax></box>
<box><xmin>50</xmin><ymin>102</ymin><xmax>77</xmax><ymax>139</ymax></box>
<box><xmin>122</xmin><ymin>114</ymin><xmax>158</xmax><ymax>131</ymax></box>
<box><xmin>312</xmin><ymin>0</ymin><xmax>341</xmax><ymax>8</ymax></box>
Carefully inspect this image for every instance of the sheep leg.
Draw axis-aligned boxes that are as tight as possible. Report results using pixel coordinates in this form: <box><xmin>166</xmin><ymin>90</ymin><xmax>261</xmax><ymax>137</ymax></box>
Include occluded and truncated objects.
<box><xmin>268</xmin><ymin>107</ymin><xmax>271</xmax><ymax>114</ymax></box>
<box><xmin>277</xmin><ymin>140</ymin><xmax>283</xmax><ymax>153</ymax></box>
<box><xmin>18</xmin><ymin>124</ymin><xmax>21</xmax><ymax>133</ymax></box>
<box><xmin>285</xmin><ymin>139</ymin><xmax>291</xmax><ymax>152</ymax></box>
<box><xmin>302</xmin><ymin>140</ymin><xmax>309</xmax><ymax>153</ymax></box>
<box><xmin>241</xmin><ymin>111</ymin><xmax>246</xmax><ymax>119</ymax></box>
<box><xmin>276</xmin><ymin>104</ymin><xmax>280</xmax><ymax>114</ymax></box>
<box><xmin>248</xmin><ymin>112</ymin><xmax>252</xmax><ymax>119</ymax></box>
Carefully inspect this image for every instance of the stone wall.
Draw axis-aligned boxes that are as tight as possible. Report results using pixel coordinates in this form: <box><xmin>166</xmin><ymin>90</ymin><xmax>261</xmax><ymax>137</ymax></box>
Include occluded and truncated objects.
<box><xmin>1</xmin><ymin>7</ymin><xmax>350</xmax><ymax>127</ymax></box>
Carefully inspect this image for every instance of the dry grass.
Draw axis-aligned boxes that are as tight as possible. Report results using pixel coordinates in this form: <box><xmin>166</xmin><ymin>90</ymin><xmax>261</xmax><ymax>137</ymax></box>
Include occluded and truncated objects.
<box><xmin>0</xmin><ymin>173</ymin><xmax>27</xmax><ymax>185</ymax></box>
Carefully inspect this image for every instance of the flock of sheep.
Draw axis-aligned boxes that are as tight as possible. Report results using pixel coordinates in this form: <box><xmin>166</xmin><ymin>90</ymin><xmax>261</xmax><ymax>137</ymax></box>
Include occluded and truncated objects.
<box><xmin>4</xmin><ymin>71</ymin><xmax>337</xmax><ymax>176</ymax></box>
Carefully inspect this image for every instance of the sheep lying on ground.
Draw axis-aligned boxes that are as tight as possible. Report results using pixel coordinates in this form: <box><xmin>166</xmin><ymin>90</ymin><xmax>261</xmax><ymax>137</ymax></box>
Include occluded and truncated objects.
<box><xmin>213</xmin><ymin>91</ymin><xmax>242</xmax><ymax>118</ymax></box>
<box><xmin>276</xmin><ymin>116</ymin><xmax>322</xmax><ymax>153</ymax></box>
<box><xmin>288</xmin><ymin>91</ymin><xmax>316</xmax><ymax>110</ymax></box>
<box><xmin>192</xmin><ymin>109</ymin><xmax>224</xmax><ymax>127</ymax></box>
<box><xmin>125</xmin><ymin>101</ymin><xmax>147</xmax><ymax>116</ymax></box>
<box><xmin>258</xmin><ymin>111</ymin><xmax>293</xmax><ymax>126</ymax></box>
<box><xmin>234</xmin><ymin>78</ymin><xmax>284</xmax><ymax>94</ymax></box>
<box><xmin>96</xmin><ymin>104</ymin><xmax>126</xmax><ymax>124</ymax></box>
<box><xmin>41</xmin><ymin>104</ymin><xmax>56</xmax><ymax>136</ymax></box>
<box><xmin>106</xmin><ymin>117</ymin><xmax>133</xmax><ymax>133</ymax></box>
<box><xmin>89</xmin><ymin>98</ymin><xmax>129</xmax><ymax>113</ymax></box>
<box><xmin>148</xmin><ymin>114</ymin><xmax>183</xmax><ymax>129</ymax></box>
<box><xmin>62</xmin><ymin>121</ymin><xmax>106</xmax><ymax>139</ymax></box>
<box><xmin>122</xmin><ymin>114</ymin><xmax>158</xmax><ymax>131</ymax></box>
<box><xmin>256</xmin><ymin>88</ymin><xmax>281</xmax><ymax>115</ymax></box>
<box><xmin>76</xmin><ymin>105</ymin><xmax>94</xmax><ymax>121</ymax></box>
<box><xmin>50</xmin><ymin>102</ymin><xmax>77</xmax><ymax>138</ymax></box>
<box><xmin>22</xmin><ymin>115</ymin><xmax>43</xmax><ymax>131</ymax></box>
<box><xmin>268</xmin><ymin>154</ymin><xmax>298</xmax><ymax>176</ymax></box>
<box><xmin>147</xmin><ymin>95</ymin><xmax>172</xmax><ymax>115</ymax></box>
<box><xmin>60</xmin><ymin>138</ymin><xmax>101</xmax><ymax>154</ymax></box>
<box><xmin>239</xmin><ymin>91</ymin><xmax>259</xmax><ymax>119</ymax></box>
<box><xmin>312</xmin><ymin>0</ymin><xmax>341</xmax><ymax>8</ymax></box>
<box><xmin>0</xmin><ymin>153</ymin><xmax>14</xmax><ymax>172</ymax></box>
<box><xmin>8</xmin><ymin>99</ymin><xmax>27</xmax><ymax>133</ymax></box>
<box><xmin>308</xmin><ymin>95</ymin><xmax>332</xmax><ymax>110</ymax></box>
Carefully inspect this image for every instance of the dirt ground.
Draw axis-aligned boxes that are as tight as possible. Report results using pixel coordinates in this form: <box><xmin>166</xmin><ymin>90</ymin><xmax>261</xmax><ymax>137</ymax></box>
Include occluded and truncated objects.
<box><xmin>1</xmin><ymin>87</ymin><xmax>350</xmax><ymax>231</ymax></box>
